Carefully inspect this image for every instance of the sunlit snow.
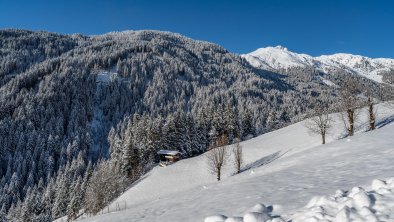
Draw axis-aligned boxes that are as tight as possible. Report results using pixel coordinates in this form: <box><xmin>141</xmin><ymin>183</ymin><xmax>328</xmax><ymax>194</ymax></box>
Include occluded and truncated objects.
<box><xmin>79</xmin><ymin>103</ymin><xmax>394</xmax><ymax>222</ymax></box>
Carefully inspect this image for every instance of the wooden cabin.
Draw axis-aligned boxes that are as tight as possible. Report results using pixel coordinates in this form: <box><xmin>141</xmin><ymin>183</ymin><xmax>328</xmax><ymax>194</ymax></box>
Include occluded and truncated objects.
<box><xmin>157</xmin><ymin>150</ymin><xmax>181</xmax><ymax>166</ymax></box>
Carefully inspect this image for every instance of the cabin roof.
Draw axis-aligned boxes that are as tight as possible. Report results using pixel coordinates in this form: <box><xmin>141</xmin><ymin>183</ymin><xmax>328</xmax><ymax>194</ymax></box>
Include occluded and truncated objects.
<box><xmin>157</xmin><ymin>150</ymin><xmax>181</xmax><ymax>156</ymax></box>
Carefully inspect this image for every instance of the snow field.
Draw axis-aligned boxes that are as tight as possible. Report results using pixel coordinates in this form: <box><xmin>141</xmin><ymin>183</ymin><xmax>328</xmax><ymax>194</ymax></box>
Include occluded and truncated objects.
<box><xmin>80</xmin><ymin>104</ymin><xmax>394</xmax><ymax>222</ymax></box>
<box><xmin>292</xmin><ymin>178</ymin><xmax>394</xmax><ymax>222</ymax></box>
<box><xmin>205</xmin><ymin>178</ymin><xmax>394</xmax><ymax>222</ymax></box>
<box><xmin>204</xmin><ymin>203</ymin><xmax>285</xmax><ymax>222</ymax></box>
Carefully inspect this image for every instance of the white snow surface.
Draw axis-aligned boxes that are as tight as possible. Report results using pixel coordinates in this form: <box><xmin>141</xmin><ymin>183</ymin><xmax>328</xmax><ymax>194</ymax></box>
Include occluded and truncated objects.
<box><xmin>317</xmin><ymin>76</ymin><xmax>337</xmax><ymax>87</ymax></box>
<box><xmin>290</xmin><ymin>177</ymin><xmax>394</xmax><ymax>222</ymax></box>
<box><xmin>210</xmin><ymin>177</ymin><xmax>394</xmax><ymax>222</ymax></box>
<box><xmin>95</xmin><ymin>69</ymin><xmax>118</xmax><ymax>83</ymax></box>
<box><xmin>242</xmin><ymin>46</ymin><xmax>394</xmax><ymax>83</ymax></box>
<box><xmin>243</xmin><ymin>46</ymin><xmax>314</xmax><ymax>70</ymax></box>
<box><xmin>157</xmin><ymin>150</ymin><xmax>181</xmax><ymax>155</ymax></box>
<box><xmin>79</xmin><ymin>104</ymin><xmax>394</xmax><ymax>222</ymax></box>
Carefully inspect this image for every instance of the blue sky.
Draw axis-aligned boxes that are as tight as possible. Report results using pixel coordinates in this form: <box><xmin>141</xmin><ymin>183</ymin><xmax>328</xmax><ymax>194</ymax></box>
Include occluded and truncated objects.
<box><xmin>1</xmin><ymin>0</ymin><xmax>393</xmax><ymax>57</ymax></box>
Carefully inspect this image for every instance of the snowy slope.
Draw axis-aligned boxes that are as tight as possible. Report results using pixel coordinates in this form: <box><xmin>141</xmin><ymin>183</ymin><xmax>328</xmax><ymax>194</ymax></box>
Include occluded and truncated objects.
<box><xmin>290</xmin><ymin>177</ymin><xmax>394</xmax><ymax>222</ymax></box>
<box><xmin>79</xmin><ymin>104</ymin><xmax>394</xmax><ymax>222</ymax></box>
<box><xmin>242</xmin><ymin>47</ymin><xmax>394</xmax><ymax>83</ymax></box>
<box><xmin>317</xmin><ymin>53</ymin><xmax>394</xmax><ymax>83</ymax></box>
<box><xmin>206</xmin><ymin>177</ymin><xmax>394</xmax><ymax>222</ymax></box>
<box><xmin>243</xmin><ymin>46</ymin><xmax>315</xmax><ymax>70</ymax></box>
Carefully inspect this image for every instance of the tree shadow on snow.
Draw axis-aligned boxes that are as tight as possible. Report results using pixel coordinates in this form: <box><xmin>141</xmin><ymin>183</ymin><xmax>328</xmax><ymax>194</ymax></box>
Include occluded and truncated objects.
<box><xmin>376</xmin><ymin>114</ymin><xmax>394</xmax><ymax>129</ymax></box>
<box><xmin>239</xmin><ymin>149</ymin><xmax>291</xmax><ymax>174</ymax></box>
<box><xmin>337</xmin><ymin>114</ymin><xmax>394</xmax><ymax>140</ymax></box>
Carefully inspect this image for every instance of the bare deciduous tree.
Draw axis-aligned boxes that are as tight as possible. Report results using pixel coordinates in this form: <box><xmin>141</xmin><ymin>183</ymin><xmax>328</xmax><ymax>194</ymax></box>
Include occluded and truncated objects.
<box><xmin>364</xmin><ymin>89</ymin><xmax>379</xmax><ymax>131</ymax></box>
<box><xmin>367</xmin><ymin>97</ymin><xmax>376</xmax><ymax>131</ymax></box>
<box><xmin>305</xmin><ymin>107</ymin><xmax>332</xmax><ymax>144</ymax></box>
<box><xmin>339</xmin><ymin>77</ymin><xmax>361</xmax><ymax>136</ymax></box>
<box><xmin>232</xmin><ymin>138</ymin><xmax>243</xmax><ymax>174</ymax></box>
<box><xmin>207</xmin><ymin>134</ymin><xmax>229</xmax><ymax>181</ymax></box>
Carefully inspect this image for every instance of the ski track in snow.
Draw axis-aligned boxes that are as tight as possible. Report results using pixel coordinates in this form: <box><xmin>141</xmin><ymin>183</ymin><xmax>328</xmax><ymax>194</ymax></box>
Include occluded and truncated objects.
<box><xmin>79</xmin><ymin>104</ymin><xmax>394</xmax><ymax>222</ymax></box>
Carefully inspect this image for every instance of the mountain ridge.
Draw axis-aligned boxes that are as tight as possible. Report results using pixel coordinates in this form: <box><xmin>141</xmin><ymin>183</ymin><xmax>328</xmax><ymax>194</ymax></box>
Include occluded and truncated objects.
<box><xmin>242</xmin><ymin>46</ymin><xmax>394</xmax><ymax>84</ymax></box>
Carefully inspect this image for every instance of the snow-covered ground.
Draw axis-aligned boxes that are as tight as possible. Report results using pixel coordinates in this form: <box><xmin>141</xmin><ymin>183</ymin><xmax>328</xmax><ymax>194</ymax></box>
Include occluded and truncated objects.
<box><xmin>205</xmin><ymin>177</ymin><xmax>394</xmax><ymax>222</ymax></box>
<box><xmin>79</xmin><ymin>104</ymin><xmax>394</xmax><ymax>222</ymax></box>
<box><xmin>317</xmin><ymin>76</ymin><xmax>337</xmax><ymax>87</ymax></box>
<box><xmin>291</xmin><ymin>178</ymin><xmax>394</xmax><ymax>222</ymax></box>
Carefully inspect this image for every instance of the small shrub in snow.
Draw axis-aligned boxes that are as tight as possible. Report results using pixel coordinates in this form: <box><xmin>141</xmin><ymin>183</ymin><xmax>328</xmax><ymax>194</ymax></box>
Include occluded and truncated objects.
<box><xmin>304</xmin><ymin>100</ymin><xmax>332</xmax><ymax>144</ymax></box>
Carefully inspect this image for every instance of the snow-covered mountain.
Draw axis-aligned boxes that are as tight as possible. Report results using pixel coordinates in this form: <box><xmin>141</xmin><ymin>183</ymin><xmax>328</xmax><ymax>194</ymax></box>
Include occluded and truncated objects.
<box><xmin>243</xmin><ymin>46</ymin><xmax>394</xmax><ymax>84</ymax></box>
<box><xmin>242</xmin><ymin>46</ymin><xmax>315</xmax><ymax>70</ymax></box>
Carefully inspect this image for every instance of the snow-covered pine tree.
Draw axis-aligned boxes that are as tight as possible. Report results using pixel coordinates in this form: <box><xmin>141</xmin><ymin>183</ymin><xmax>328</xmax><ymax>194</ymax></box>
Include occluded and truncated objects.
<box><xmin>67</xmin><ymin>176</ymin><xmax>82</xmax><ymax>221</ymax></box>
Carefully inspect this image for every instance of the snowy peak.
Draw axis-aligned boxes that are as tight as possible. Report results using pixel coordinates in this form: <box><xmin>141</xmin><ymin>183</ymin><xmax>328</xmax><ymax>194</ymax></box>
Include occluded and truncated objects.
<box><xmin>317</xmin><ymin>53</ymin><xmax>394</xmax><ymax>72</ymax></box>
<box><xmin>242</xmin><ymin>46</ymin><xmax>314</xmax><ymax>70</ymax></box>
<box><xmin>273</xmin><ymin>45</ymin><xmax>288</xmax><ymax>51</ymax></box>
<box><xmin>243</xmin><ymin>47</ymin><xmax>394</xmax><ymax>83</ymax></box>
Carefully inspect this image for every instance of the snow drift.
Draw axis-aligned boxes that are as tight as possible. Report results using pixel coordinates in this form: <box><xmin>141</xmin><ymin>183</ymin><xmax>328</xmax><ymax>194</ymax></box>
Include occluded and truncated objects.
<box><xmin>206</xmin><ymin>177</ymin><xmax>394</xmax><ymax>222</ymax></box>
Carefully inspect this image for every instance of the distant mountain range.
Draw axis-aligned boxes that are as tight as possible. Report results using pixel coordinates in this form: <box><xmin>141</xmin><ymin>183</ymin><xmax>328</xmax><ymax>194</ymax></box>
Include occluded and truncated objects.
<box><xmin>242</xmin><ymin>46</ymin><xmax>394</xmax><ymax>84</ymax></box>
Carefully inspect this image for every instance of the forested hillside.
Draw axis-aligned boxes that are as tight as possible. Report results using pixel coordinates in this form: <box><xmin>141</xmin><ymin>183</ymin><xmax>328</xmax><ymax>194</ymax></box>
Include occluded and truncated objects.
<box><xmin>0</xmin><ymin>29</ymin><xmax>388</xmax><ymax>221</ymax></box>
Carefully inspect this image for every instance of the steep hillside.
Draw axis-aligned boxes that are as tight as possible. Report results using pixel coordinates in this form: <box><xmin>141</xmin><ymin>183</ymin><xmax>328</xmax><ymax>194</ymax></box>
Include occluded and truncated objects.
<box><xmin>0</xmin><ymin>29</ymin><xmax>84</xmax><ymax>86</ymax></box>
<box><xmin>79</xmin><ymin>103</ymin><xmax>394</xmax><ymax>222</ymax></box>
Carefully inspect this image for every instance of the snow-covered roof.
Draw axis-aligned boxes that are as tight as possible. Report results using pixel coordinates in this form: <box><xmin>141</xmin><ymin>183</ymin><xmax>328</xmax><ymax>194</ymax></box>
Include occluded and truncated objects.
<box><xmin>157</xmin><ymin>150</ymin><xmax>181</xmax><ymax>155</ymax></box>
